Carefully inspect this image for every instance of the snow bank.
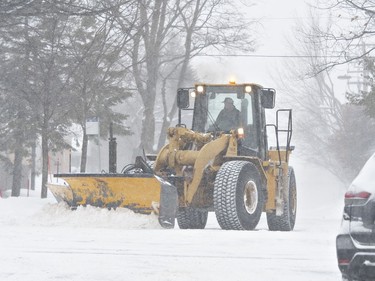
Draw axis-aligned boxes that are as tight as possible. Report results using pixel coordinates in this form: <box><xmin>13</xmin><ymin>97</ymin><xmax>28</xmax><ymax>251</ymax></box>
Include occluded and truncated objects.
<box><xmin>0</xmin><ymin>196</ymin><xmax>162</xmax><ymax>229</ymax></box>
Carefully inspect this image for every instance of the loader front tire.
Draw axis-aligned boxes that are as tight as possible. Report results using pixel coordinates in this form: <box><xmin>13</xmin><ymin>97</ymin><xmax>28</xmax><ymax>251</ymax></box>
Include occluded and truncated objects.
<box><xmin>214</xmin><ymin>161</ymin><xmax>264</xmax><ymax>230</ymax></box>
<box><xmin>177</xmin><ymin>207</ymin><xmax>208</xmax><ymax>229</ymax></box>
<box><xmin>266</xmin><ymin>167</ymin><xmax>297</xmax><ymax>231</ymax></box>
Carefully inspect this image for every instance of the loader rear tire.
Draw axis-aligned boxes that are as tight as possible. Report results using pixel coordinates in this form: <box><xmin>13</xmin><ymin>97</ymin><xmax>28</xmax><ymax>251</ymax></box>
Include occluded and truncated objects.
<box><xmin>266</xmin><ymin>167</ymin><xmax>296</xmax><ymax>231</ymax></box>
<box><xmin>214</xmin><ymin>161</ymin><xmax>264</xmax><ymax>230</ymax></box>
<box><xmin>177</xmin><ymin>207</ymin><xmax>208</xmax><ymax>229</ymax></box>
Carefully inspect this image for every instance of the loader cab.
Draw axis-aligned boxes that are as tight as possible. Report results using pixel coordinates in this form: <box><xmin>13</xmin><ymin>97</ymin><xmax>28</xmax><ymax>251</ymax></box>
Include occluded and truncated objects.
<box><xmin>177</xmin><ymin>83</ymin><xmax>276</xmax><ymax>160</ymax></box>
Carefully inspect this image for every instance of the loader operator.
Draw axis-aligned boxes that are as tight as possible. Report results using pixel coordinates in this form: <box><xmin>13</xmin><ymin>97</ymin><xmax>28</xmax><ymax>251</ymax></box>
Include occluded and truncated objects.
<box><xmin>215</xmin><ymin>97</ymin><xmax>240</xmax><ymax>131</ymax></box>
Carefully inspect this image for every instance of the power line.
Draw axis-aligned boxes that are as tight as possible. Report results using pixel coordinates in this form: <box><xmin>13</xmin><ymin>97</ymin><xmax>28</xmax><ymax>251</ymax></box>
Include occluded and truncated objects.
<box><xmin>196</xmin><ymin>54</ymin><xmax>343</xmax><ymax>58</ymax></box>
<box><xmin>250</xmin><ymin>16</ymin><xmax>338</xmax><ymax>21</ymax></box>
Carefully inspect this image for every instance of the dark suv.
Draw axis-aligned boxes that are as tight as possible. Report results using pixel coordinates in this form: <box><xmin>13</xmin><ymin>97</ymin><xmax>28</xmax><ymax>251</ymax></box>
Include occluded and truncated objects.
<box><xmin>336</xmin><ymin>153</ymin><xmax>375</xmax><ymax>281</ymax></box>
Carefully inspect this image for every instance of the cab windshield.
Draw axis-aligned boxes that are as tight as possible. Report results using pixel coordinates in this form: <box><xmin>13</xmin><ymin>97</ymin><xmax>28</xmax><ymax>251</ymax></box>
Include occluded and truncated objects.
<box><xmin>192</xmin><ymin>85</ymin><xmax>258</xmax><ymax>150</ymax></box>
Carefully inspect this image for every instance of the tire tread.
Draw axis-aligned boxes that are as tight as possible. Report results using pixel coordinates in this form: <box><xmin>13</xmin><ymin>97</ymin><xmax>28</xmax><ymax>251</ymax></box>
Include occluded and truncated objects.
<box><xmin>214</xmin><ymin>161</ymin><xmax>262</xmax><ymax>230</ymax></box>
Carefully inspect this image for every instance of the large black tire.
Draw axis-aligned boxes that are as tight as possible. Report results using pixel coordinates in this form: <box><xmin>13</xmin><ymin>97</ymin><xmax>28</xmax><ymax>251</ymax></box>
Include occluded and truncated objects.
<box><xmin>214</xmin><ymin>161</ymin><xmax>264</xmax><ymax>230</ymax></box>
<box><xmin>266</xmin><ymin>167</ymin><xmax>297</xmax><ymax>231</ymax></box>
<box><xmin>177</xmin><ymin>207</ymin><xmax>208</xmax><ymax>229</ymax></box>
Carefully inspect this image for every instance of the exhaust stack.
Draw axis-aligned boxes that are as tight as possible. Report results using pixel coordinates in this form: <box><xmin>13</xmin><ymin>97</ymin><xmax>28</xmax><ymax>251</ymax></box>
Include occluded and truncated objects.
<box><xmin>109</xmin><ymin>123</ymin><xmax>117</xmax><ymax>173</ymax></box>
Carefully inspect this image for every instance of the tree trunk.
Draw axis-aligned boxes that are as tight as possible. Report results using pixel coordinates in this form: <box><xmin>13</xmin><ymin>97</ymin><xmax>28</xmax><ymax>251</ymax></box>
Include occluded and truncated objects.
<box><xmin>80</xmin><ymin>133</ymin><xmax>88</xmax><ymax>172</ymax></box>
<box><xmin>133</xmin><ymin>0</ymin><xmax>167</xmax><ymax>153</ymax></box>
<box><xmin>30</xmin><ymin>140</ymin><xmax>36</xmax><ymax>190</ymax></box>
<box><xmin>139</xmin><ymin>103</ymin><xmax>156</xmax><ymax>152</ymax></box>
<box><xmin>156</xmin><ymin>48</ymin><xmax>192</xmax><ymax>149</ymax></box>
<box><xmin>41</xmin><ymin>130</ymin><xmax>49</xmax><ymax>198</ymax></box>
<box><xmin>137</xmin><ymin>52</ymin><xmax>158</xmax><ymax>153</ymax></box>
<box><xmin>156</xmin><ymin>9</ymin><xmax>196</xmax><ymax>150</ymax></box>
<box><xmin>11</xmin><ymin>139</ymin><xmax>23</xmax><ymax>197</ymax></box>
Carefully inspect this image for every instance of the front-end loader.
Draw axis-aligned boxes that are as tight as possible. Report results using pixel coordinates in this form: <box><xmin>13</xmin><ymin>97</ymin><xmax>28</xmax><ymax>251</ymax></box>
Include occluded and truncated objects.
<box><xmin>48</xmin><ymin>82</ymin><xmax>296</xmax><ymax>231</ymax></box>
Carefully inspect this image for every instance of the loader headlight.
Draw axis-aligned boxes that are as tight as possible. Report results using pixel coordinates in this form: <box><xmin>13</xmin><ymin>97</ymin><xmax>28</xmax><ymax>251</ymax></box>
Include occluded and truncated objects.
<box><xmin>191</xmin><ymin>91</ymin><xmax>196</xmax><ymax>98</ymax></box>
<box><xmin>196</xmin><ymin>85</ymin><xmax>205</xmax><ymax>93</ymax></box>
<box><xmin>237</xmin><ymin>127</ymin><xmax>245</xmax><ymax>139</ymax></box>
<box><xmin>245</xmin><ymin>85</ymin><xmax>252</xmax><ymax>93</ymax></box>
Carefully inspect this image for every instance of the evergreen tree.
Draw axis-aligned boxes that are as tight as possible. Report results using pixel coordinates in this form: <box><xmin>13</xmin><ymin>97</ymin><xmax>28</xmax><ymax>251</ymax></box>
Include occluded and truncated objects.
<box><xmin>66</xmin><ymin>14</ymin><xmax>132</xmax><ymax>172</ymax></box>
<box><xmin>0</xmin><ymin>16</ymin><xmax>39</xmax><ymax>196</ymax></box>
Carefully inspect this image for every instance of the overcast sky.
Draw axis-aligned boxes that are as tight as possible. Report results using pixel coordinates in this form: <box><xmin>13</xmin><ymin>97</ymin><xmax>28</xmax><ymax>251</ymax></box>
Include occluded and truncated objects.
<box><xmin>193</xmin><ymin>0</ymin><xmax>350</xmax><ymax>101</ymax></box>
<box><xmin>193</xmin><ymin>0</ymin><xmax>310</xmax><ymax>84</ymax></box>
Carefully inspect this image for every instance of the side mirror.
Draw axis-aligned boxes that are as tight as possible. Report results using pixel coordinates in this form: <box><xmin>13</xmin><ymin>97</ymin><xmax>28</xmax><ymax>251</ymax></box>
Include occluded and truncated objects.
<box><xmin>177</xmin><ymin>88</ymin><xmax>190</xmax><ymax>109</ymax></box>
<box><xmin>261</xmin><ymin>88</ymin><xmax>276</xmax><ymax>109</ymax></box>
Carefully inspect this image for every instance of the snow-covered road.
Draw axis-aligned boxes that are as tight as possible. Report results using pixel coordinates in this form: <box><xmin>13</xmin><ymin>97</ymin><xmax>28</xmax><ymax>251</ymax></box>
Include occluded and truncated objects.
<box><xmin>0</xmin><ymin>160</ymin><xmax>345</xmax><ymax>281</ymax></box>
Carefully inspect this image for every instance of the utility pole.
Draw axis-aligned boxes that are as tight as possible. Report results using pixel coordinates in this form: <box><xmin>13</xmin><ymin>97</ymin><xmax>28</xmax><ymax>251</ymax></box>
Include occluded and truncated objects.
<box><xmin>339</xmin><ymin>42</ymin><xmax>372</xmax><ymax>94</ymax></box>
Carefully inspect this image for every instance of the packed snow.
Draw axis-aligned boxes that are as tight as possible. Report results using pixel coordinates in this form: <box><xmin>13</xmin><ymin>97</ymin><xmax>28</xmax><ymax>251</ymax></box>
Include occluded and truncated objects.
<box><xmin>0</xmin><ymin>158</ymin><xmax>345</xmax><ymax>281</ymax></box>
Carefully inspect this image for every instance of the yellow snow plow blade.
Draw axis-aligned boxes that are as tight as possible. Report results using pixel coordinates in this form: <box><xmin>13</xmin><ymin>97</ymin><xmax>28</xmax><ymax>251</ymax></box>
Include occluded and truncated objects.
<box><xmin>48</xmin><ymin>173</ymin><xmax>179</xmax><ymax>228</ymax></box>
<box><xmin>48</xmin><ymin>174</ymin><xmax>161</xmax><ymax>213</ymax></box>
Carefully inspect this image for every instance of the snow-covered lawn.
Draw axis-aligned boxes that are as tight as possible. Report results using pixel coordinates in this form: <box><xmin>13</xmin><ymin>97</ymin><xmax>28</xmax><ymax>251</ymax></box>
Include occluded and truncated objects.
<box><xmin>0</xmin><ymin>159</ymin><xmax>345</xmax><ymax>281</ymax></box>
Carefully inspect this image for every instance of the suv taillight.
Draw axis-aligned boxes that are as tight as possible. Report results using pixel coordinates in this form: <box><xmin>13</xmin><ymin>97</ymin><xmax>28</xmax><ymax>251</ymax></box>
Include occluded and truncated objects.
<box><xmin>345</xmin><ymin>191</ymin><xmax>371</xmax><ymax>200</ymax></box>
<box><xmin>343</xmin><ymin>191</ymin><xmax>372</xmax><ymax>221</ymax></box>
<box><xmin>345</xmin><ymin>191</ymin><xmax>371</xmax><ymax>206</ymax></box>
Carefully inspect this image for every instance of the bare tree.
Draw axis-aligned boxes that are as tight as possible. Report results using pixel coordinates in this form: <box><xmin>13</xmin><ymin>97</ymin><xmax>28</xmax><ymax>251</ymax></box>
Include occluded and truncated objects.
<box><xmin>278</xmin><ymin>7</ymin><xmax>375</xmax><ymax>184</ymax></box>
<box><xmin>155</xmin><ymin>0</ymin><xmax>256</xmax><ymax>149</ymax></box>
<box><xmin>315</xmin><ymin>0</ymin><xmax>375</xmax><ymax>71</ymax></box>
<box><xmin>127</xmin><ymin>0</ymin><xmax>256</xmax><ymax>152</ymax></box>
